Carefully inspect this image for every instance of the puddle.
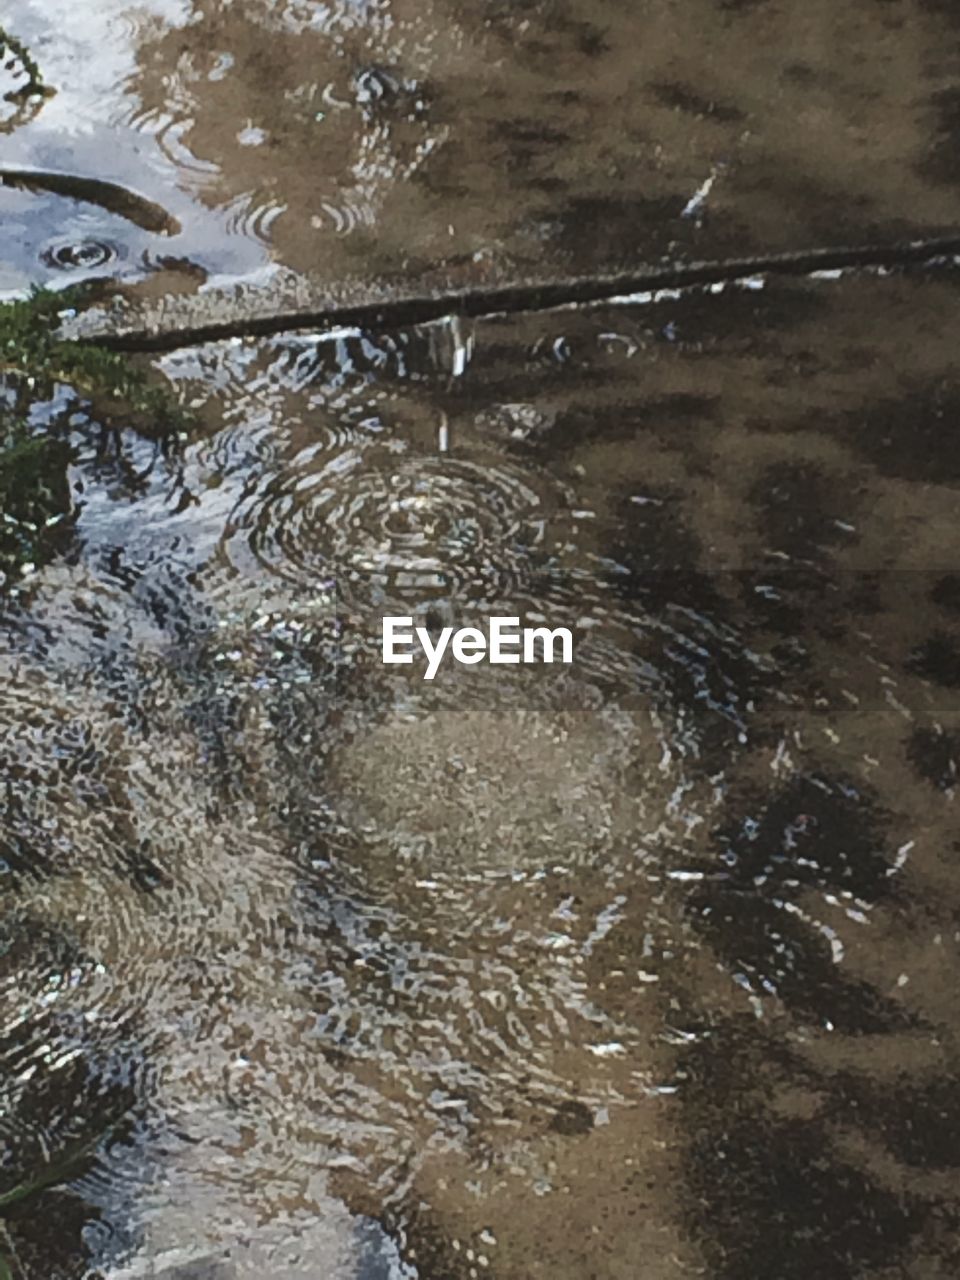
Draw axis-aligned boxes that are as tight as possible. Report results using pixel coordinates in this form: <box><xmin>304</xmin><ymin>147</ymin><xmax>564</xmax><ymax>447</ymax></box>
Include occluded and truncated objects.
<box><xmin>5</xmin><ymin>0</ymin><xmax>960</xmax><ymax>305</ymax></box>
<box><xmin>2</xmin><ymin>1</ymin><xmax>960</xmax><ymax>1277</ymax></box>
<box><xmin>2</xmin><ymin>270</ymin><xmax>960</xmax><ymax>1277</ymax></box>
<box><xmin>0</xmin><ymin>168</ymin><xmax>185</xmax><ymax>295</ymax></box>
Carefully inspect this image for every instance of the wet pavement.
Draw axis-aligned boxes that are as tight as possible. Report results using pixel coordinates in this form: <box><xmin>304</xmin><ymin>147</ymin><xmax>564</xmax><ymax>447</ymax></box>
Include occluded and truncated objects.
<box><xmin>1</xmin><ymin>2</ymin><xmax>960</xmax><ymax>1279</ymax></box>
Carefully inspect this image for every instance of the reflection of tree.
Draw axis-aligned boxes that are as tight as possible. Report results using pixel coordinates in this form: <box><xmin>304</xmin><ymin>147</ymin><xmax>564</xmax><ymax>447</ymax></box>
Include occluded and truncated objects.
<box><xmin>0</xmin><ymin>23</ymin><xmax>55</xmax><ymax>134</ymax></box>
<box><xmin>0</xmin><ymin>407</ymin><xmax>73</xmax><ymax>585</ymax></box>
<box><xmin>127</xmin><ymin>0</ymin><xmax>445</xmax><ymax>277</ymax></box>
<box><xmin>0</xmin><ymin>288</ymin><xmax>190</xmax><ymax>589</ymax></box>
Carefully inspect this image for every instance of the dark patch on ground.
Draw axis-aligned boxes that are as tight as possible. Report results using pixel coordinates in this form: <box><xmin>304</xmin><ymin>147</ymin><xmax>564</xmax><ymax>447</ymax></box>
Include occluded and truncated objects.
<box><xmin>490</xmin><ymin>116</ymin><xmax>573</xmax><ymax>177</ymax></box>
<box><xmin>540</xmin><ymin>7</ymin><xmax>610</xmax><ymax>58</ymax></box>
<box><xmin>849</xmin><ymin>1075</ymin><xmax>960</xmax><ymax>1169</ymax></box>
<box><xmin>843</xmin><ymin>383</ymin><xmax>960</xmax><ymax>484</ymax></box>
<box><xmin>523</xmin><ymin>173</ymin><xmax>568</xmax><ymax>194</ymax></box>
<box><xmin>492</xmin><ymin>118</ymin><xmax>572</xmax><ymax>148</ymax></box>
<box><xmin>734</xmin><ymin>568</ymin><xmax>867</xmax><ymax>645</ymax></box>
<box><xmin>917</xmin><ymin>88</ymin><xmax>960</xmax><ymax>185</ymax></box>
<box><xmin>643</xmin><ymin>391</ymin><xmax>722</xmax><ymax>423</ymax></box>
<box><xmin>710</xmin><ymin>772</ymin><xmax>896</xmax><ymax>900</ymax></box>
<box><xmin>644</xmin><ymin>280</ymin><xmax>831</xmax><ymax>356</ymax></box>
<box><xmin>687</xmin><ymin>772</ymin><xmax>914</xmax><ymax>1031</ymax></box>
<box><xmin>692</xmin><ymin>886</ymin><xmax>912</xmax><ymax>1032</ymax></box>
<box><xmin>606</xmin><ymin>492</ymin><xmax>705</xmax><ymax>580</ymax></box>
<box><xmin>550</xmin><ymin>1099</ymin><xmax>594</xmax><ymax>1136</ymax></box>
<box><xmin>650</xmin><ymin>81</ymin><xmax>745</xmax><ymax>123</ymax></box>
<box><xmin>478</xmin><ymin>0</ymin><xmax>608</xmax><ymax>61</ymax></box>
<box><xmin>681</xmin><ymin>1022</ymin><xmax>943</xmax><ymax>1280</ymax></box>
<box><xmin>717</xmin><ymin>0</ymin><xmax>772</xmax><ymax>11</ymax></box>
<box><xmin>532</xmin><ymin>192</ymin><xmax>749</xmax><ymax>273</ymax></box>
<box><xmin>918</xmin><ymin>0</ymin><xmax>960</xmax><ymax>27</ymax></box>
<box><xmin>738</xmin><ymin>162</ymin><xmax>908</xmax><ymax>248</ymax></box>
<box><xmin>906</xmin><ymin>630</ymin><xmax>960</xmax><ymax>688</ymax></box>
<box><xmin>570</xmin><ymin>22</ymin><xmax>609</xmax><ymax>58</ymax></box>
<box><xmin>781</xmin><ymin>61</ymin><xmax>836</xmax><ymax>89</ymax></box>
<box><xmin>749</xmin><ymin>461</ymin><xmax>857</xmax><ymax>563</ymax></box>
<box><xmin>538</xmin><ymin>193</ymin><xmax>681</xmax><ymax>264</ymax></box>
<box><xmin>628</xmin><ymin>599</ymin><xmax>770</xmax><ymax>754</ymax></box>
<box><xmin>907</xmin><ymin>725</ymin><xmax>959</xmax><ymax>791</ymax></box>
<box><xmin>544</xmin><ymin>87</ymin><xmax>582</xmax><ymax>107</ymax></box>
<box><xmin>384</xmin><ymin>1204</ymin><xmax>480</xmax><ymax>1280</ymax></box>
<box><xmin>931</xmin><ymin>573</ymin><xmax>960</xmax><ymax>613</ymax></box>
<box><xmin>685</xmin><ymin>1069</ymin><xmax>926</xmax><ymax>1279</ymax></box>
<box><xmin>2</xmin><ymin>1187</ymin><xmax>104</xmax><ymax>1279</ymax></box>
<box><xmin>408</xmin><ymin>160</ymin><xmax>472</xmax><ymax>200</ymax></box>
<box><xmin>460</xmin><ymin>329</ymin><xmax>613</xmax><ymax>404</ymax></box>
<box><xmin>545</xmin><ymin>392</ymin><xmax>719</xmax><ymax>452</ymax></box>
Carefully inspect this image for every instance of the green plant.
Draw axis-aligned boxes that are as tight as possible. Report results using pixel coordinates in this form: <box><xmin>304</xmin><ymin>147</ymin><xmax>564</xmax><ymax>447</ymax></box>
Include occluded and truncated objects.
<box><xmin>0</xmin><ymin>287</ymin><xmax>190</xmax><ymax>427</ymax></box>
<box><xmin>0</xmin><ymin>286</ymin><xmax>190</xmax><ymax>584</ymax></box>
<box><xmin>0</xmin><ymin>417</ymin><xmax>72</xmax><ymax>581</ymax></box>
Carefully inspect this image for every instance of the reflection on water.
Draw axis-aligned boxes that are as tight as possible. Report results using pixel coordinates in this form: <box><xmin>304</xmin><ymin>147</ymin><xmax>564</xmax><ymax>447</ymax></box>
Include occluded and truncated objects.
<box><xmin>2</xmin><ymin>269</ymin><xmax>960</xmax><ymax>1277</ymax></box>
<box><xmin>127</xmin><ymin>0</ymin><xmax>442</xmax><ymax>257</ymax></box>
<box><xmin>3</xmin><ymin>0</ymin><xmax>960</xmax><ymax>1274</ymax></box>
<box><xmin>6</xmin><ymin>0</ymin><xmax>960</xmax><ymax>303</ymax></box>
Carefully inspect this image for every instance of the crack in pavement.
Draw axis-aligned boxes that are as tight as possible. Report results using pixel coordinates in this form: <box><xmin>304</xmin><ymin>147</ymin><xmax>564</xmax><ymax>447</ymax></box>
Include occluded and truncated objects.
<box><xmin>81</xmin><ymin>232</ymin><xmax>960</xmax><ymax>353</ymax></box>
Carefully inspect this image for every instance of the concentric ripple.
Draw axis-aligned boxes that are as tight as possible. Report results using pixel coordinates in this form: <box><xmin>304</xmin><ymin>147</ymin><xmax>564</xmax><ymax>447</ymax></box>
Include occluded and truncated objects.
<box><xmin>273</xmin><ymin>652</ymin><xmax>706</xmax><ymax>1139</ymax></box>
<box><xmin>220</xmin><ymin>444</ymin><xmax>576</xmax><ymax>610</ymax></box>
<box><xmin>112</xmin><ymin>1</ymin><xmax>443</xmax><ymax>271</ymax></box>
<box><xmin>41</xmin><ymin>237</ymin><xmax>121</xmax><ymax>270</ymax></box>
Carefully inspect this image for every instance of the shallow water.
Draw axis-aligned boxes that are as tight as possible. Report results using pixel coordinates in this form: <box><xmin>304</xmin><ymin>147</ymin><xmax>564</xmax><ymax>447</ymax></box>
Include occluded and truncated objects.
<box><xmin>5</xmin><ymin>0</ymin><xmax>960</xmax><ymax>300</ymax></box>
<box><xmin>2</xmin><ymin>2</ymin><xmax>960</xmax><ymax>1279</ymax></box>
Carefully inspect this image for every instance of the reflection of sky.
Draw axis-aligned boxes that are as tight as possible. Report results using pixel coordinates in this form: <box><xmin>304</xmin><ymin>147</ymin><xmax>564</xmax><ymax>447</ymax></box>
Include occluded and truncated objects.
<box><xmin>4</xmin><ymin>0</ymin><xmax>396</xmax><ymax>141</ymax></box>
<box><xmin>2</xmin><ymin>0</ymin><xmax>191</xmax><ymax>137</ymax></box>
<box><xmin>0</xmin><ymin>182</ymin><xmax>150</xmax><ymax>295</ymax></box>
<box><xmin>0</xmin><ymin>0</ymin><xmax>275</xmax><ymax>294</ymax></box>
<box><xmin>0</xmin><ymin>0</ymin><xmax>444</xmax><ymax>288</ymax></box>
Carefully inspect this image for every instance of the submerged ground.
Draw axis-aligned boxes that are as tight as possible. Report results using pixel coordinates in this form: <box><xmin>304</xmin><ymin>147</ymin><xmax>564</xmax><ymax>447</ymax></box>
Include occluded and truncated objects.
<box><xmin>2</xmin><ymin>1</ymin><xmax>960</xmax><ymax>1277</ymax></box>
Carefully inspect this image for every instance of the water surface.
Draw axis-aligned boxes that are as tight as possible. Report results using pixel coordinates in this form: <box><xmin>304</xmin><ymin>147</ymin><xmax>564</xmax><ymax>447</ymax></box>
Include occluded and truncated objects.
<box><xmin>2</xmin><ymin>2</ymin><xmax>960</xmax><ymax>1278</ymax></box>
